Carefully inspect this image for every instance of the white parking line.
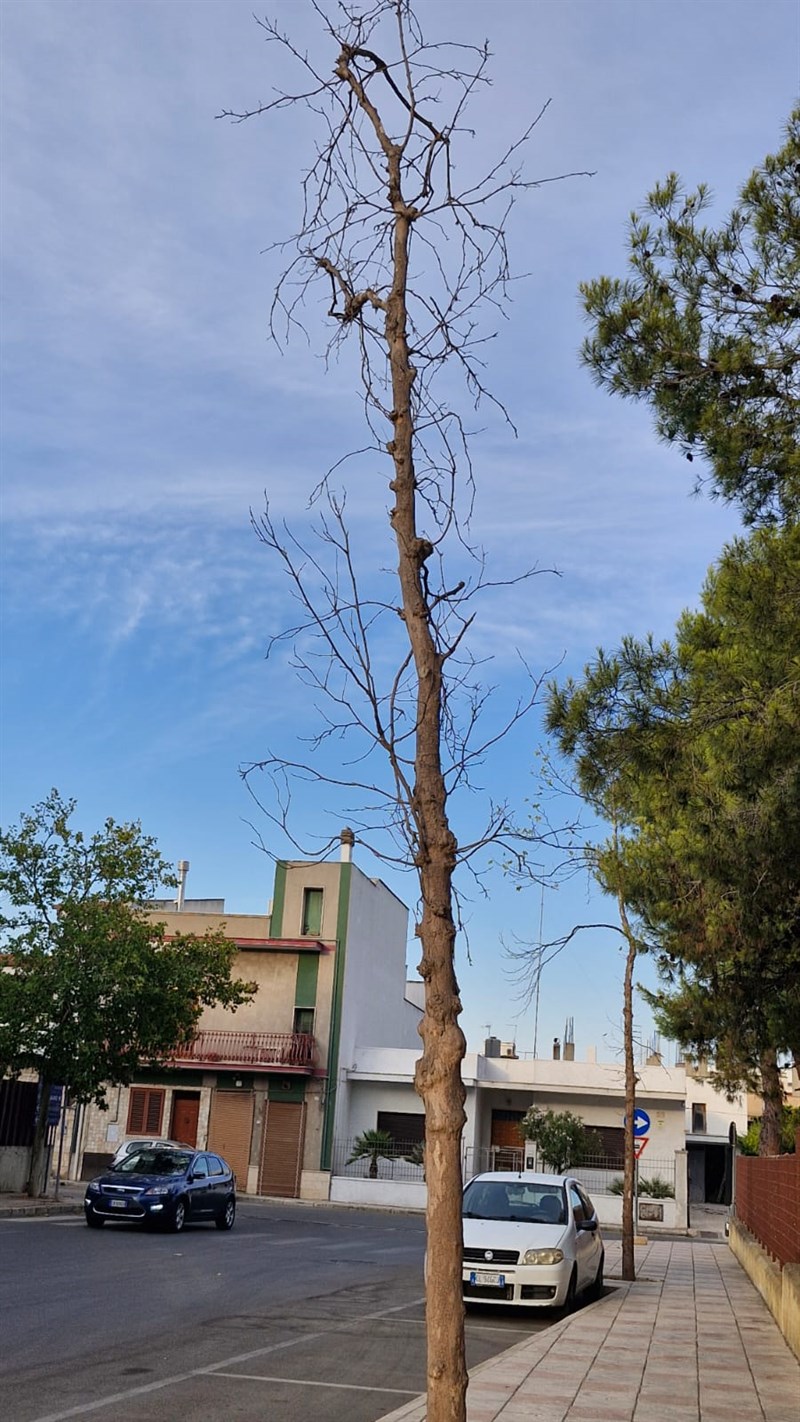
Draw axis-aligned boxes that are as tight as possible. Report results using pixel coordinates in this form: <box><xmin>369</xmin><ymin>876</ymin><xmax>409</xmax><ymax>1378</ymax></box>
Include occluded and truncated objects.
<box><xmin>29</xmin><ymin>1335</ymin><xmax>325</xmax><ymax>1422</ymax></box>
<box><xmin>28</xmin><ymin>1297</ymin><xmax>427</xmax><ymax>1422</ymax></box>
<box><xmin>210</xmin><ymin>1372</ymin><xmax>418</xmax><ymax>1396</ymax></box>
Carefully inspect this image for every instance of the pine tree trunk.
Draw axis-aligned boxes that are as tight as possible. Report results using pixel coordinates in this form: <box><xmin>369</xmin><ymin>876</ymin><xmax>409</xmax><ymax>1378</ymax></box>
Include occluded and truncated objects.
<box><xmin>618</xmin><ymin>897</ymin><xmax>637</xmax><ymax>1281</ymax></box>
<box><xmin>759</xmin><ymin>1047</ymin><xmax>783</xmax><ymax>1155</ymax></box>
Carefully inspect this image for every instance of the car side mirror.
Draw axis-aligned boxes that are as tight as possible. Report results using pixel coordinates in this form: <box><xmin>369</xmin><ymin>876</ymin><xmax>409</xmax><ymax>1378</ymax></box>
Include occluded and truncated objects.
<box><xmin>578</xmin><ymin>1217</ymin><xmax>598</xmax><ymax>1232</ymax></box>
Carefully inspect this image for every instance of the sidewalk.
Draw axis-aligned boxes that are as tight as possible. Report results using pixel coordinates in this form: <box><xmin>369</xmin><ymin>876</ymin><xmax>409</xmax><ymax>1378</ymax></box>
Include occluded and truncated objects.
<box><xmin>0</xmin><ymin>1181</ymin><xmax>86</xmax><ymax>1216</ymax></box>
<box><xmin>380</xmin><ymin>1238</ymin><xmax>800</xmax><ymax>1422</ymax></box>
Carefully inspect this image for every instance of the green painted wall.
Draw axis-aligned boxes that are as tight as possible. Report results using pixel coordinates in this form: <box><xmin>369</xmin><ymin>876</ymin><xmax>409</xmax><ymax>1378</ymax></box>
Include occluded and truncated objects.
<box><xmin>320</xmin><ymin>861</ymin><xmax>351</xmax><ymax>1169</ymax></box>
<box><xmin>267</xmin><ymin>1076</ymin><xmax>306</xmax><ymax>1103</ymax></box>
<box><xmin>271</xmin><ymin>861</ymin><xmax>287</xmax><ymax>936</ymax></box>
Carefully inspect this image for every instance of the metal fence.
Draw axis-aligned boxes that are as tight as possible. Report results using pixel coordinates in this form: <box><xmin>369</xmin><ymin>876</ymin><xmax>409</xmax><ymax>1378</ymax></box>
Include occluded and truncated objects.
<box><xmin>331</xmin><ymin>1136</ymin><xmax>425</xmax><ymax>1182</ymax></box>
<box><xmin>463</xmin><ymin>1144</ymin><xmax>676</xmax><ymax>1199</ymax></box>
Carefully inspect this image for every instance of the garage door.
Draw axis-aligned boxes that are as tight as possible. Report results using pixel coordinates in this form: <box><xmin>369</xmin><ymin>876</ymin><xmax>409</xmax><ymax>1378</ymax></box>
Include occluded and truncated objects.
<box><xmin>207</xmin><ymin>1091</ymin><xmax>254</xmax><ymax>1192</ymax></box>
<box><xmin>258</xmin><ymin>1100</ymin><xmax>306</xmax><ymax>1198</ymax></box>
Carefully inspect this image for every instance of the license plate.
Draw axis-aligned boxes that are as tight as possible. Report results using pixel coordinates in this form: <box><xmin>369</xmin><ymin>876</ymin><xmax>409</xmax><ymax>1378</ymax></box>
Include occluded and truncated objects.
<box><xmin>110</xmin><ymin>1199</ymin><xmax>127</xmax><ymax>1209</ymax></box>
<box><xmin>469</xmin><ymin>1271</ymin><xmax>506</xmax><ymax>1287</ymax></box>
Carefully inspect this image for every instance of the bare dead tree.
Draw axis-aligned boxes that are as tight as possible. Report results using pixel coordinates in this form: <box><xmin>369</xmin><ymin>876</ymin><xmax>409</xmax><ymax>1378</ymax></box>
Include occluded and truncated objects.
<box><xmin>221</xmin><ymin>5</ymin><xmax>590</xmax><ymax>1417</ymax></box>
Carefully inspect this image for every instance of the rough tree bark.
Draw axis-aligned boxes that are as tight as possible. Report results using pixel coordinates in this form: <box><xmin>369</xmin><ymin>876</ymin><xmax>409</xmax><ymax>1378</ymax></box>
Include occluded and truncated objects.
<box><xmin>758</xmin><ymin>1046</ymin><xmax>784</xmax><ymax>1156</ymax></box>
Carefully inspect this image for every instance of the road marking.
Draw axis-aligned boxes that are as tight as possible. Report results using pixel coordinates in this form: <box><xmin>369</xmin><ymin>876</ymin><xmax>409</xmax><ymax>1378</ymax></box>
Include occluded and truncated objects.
<box><xmin>210</xmin><ymin>1372</ymin><xmax>418</xmax><ymax>1396</ymax></box>
<box><xmin>28</xmin><ymin>1296</ymin><xmax>427</xmax><ymax>1421</ymax></box>
<box><xmin>29</xmin><ymin>1335</ymin><xmax>325</xmax><ymax>1422</ymax></box>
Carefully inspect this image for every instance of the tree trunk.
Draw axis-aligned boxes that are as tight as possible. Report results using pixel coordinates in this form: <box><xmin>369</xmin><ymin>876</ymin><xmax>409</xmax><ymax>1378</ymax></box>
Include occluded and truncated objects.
<box><xmin>26</xmin><ymin>1078</ymin><xmax>51</xmax><ymax>1198</ymax></box>
<box><xmin>618</xmin><ymin>896</ymin><xmax>637</xmax><ymax>1281</ymax></box>
<box><xmin>759</xmin><ymin>1046</ymin><xmax>783</xmax><ymax>1155</ymax></box>
<box><xmin>385</xmin><ymin>194</ymin><xmax>468</xmax><ymax>1419</ymax></box>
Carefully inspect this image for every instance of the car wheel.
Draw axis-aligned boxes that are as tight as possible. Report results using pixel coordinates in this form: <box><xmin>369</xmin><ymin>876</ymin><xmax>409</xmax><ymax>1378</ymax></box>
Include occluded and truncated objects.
<box><xmin>215</xmin><ymin>1197</ymin><xmax>236</xmax><ymax>1231</ymax></box>
<box><xmin>590</xmin><ymin>1251</ymin><xmax>605</xmax><ymax>1299</ymax></box>
<box><xmin>85</xmin><ymin>1210</ymin><xmax>104</xmax><ymax>1229</ymax></box>
<box><xmin>562</xmin><ymin>1267</ymin><xmax>578</xmax><ymax>1314</ymax></box>
<box><xmin>170</xmin><ymin>1198</ymin><xmax>187</xmax><ymax>1233</ymax></box>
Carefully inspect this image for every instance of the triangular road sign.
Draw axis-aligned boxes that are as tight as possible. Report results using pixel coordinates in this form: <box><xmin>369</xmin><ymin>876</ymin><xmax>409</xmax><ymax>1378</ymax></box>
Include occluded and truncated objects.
<box><xmin>634</xmin><ymin>1136</ymin><xmax>649</xmax><ymax>1159</ymax></box>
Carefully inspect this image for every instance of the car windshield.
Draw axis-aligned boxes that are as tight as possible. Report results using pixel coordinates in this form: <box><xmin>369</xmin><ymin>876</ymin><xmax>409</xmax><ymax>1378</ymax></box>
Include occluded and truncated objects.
<box><xmin>116</xmin><ymin>1150</ymin><xmax>192</xmax><ymax>1176</ymax></box>
<box><xmin>463</xmin><ymin>1180</ymin><xmax>567</xmax><ymax>1224</ymax></box>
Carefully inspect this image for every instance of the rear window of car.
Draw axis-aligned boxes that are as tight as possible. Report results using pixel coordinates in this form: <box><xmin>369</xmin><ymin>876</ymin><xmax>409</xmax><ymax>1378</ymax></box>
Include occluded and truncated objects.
<box><xmin>463</xmin><ymin>1180</ymin><xmax>566</xmax><ymax>1224</ymax></box>
<box><xmin>207</xmin><ymin>1156</ymin><xmax>226</xmax><ymax>1176</ymax></box>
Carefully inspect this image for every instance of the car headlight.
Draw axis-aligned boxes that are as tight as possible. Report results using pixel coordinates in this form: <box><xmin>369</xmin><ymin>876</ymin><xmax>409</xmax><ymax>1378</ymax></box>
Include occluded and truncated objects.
<box><xmin>522</xmin><ymin>1248</ymin><xmax>565</xmax><ymax>1266</ymax></box>
<box><xmin>142</xmin><ymin>1186</ymin><xmax>171</xmax><ymax>1197</ymax></box>
<box><xmin>87</xmin><ymin>1182</ymin><xmax>101</xmax><ymax>1193</ymax></box>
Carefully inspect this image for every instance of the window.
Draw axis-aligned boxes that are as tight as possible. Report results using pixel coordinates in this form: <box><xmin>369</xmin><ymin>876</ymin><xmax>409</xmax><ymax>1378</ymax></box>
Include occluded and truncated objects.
<box><xmin>692</xmin><ymin>1102</ymin><xmax>707</xmax><ymax>1133</ymax></box>
<box><xmin>293</xmin><ymin>1006</ymin><xmax>315</xmax><ymax>1035</ymax></box>
<box><xmin>301</xmin><ymin>887</ymin><xmax>323</xmax><ymax>936</ymax></box>
<box><xmin>377</xmin><ymin>1111</ymin><xmax>425</xmax><ymax>1148</ymax></box>
<box><xmin>569</xmin><ymin>1184</ymin><xmax>586</xmax><ymax>1224</ymax></box>
<box><xmin>207</xmin><ymin>1155</ymin><xmax>225</xmax><ymax>1176</ymax></box>
<box><xmin>126</xmin><ymin>1087</ymin><xmax>165</xmax><ymax>1135</ymax></box>
<box><xmin>192</xmin><ymin>1156</ymin><xmax>209</xmax><ymax>1177</ymax></box>
<box><xmin>587</xmin><ymin>1124</ymin><xmax>625</xmax><ymax>1166</ymax></box>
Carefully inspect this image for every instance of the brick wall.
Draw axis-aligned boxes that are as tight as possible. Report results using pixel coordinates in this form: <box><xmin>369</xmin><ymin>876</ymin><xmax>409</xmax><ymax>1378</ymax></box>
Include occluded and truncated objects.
<box><xmin>735</xmin><ymin>1132</ymin><xmax>800</xmax><ymax>1267</ymax></box>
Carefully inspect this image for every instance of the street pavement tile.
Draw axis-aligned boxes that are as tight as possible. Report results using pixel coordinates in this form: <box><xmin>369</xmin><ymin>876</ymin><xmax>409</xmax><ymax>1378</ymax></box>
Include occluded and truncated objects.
<box><xmin>561</xmin><ymin>1406</ymin><xmax>636</xmax><ymax>1421</ymax></box>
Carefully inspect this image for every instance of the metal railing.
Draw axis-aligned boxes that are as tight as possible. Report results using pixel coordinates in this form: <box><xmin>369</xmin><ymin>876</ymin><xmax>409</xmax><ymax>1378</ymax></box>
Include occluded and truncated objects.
<box><xmin>463</xmin><ymin>1145</ymin><xmax>676</xmax><ymax>1197</ymax></box>
<box><xmin>171</xmin><ymin>1030</ymin><xmax>316</xmax><ymax>1070</ymax></box>
<box><xmin>332</xmin><ymin>1136</ymin><xmax>426</xmax><ymax>1182</ymax></box>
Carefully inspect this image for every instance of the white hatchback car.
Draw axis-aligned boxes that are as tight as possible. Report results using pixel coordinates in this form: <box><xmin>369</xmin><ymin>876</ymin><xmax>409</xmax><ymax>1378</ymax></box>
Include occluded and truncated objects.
<box><xmin>462</xmin><ymin>1171</ymin><xmax>604</xmax><ymax>1310</ymax></box>
<box><xmin>110</xmin><ymin>1138</ymin><xmax>186</xmax><ymax>1168</ymax></box>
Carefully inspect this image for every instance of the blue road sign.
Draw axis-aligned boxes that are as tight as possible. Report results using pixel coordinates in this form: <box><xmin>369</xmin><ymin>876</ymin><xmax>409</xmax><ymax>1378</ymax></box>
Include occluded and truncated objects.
<box><xmin>629</xmin><ymin>1108</ymin><xmax>650</xmax><ymax>1137</ymax></box>
<box><xmin>47</xmin><ymin>1084</ymin><xmax>64</xmax><ymax>1127</ymax></box>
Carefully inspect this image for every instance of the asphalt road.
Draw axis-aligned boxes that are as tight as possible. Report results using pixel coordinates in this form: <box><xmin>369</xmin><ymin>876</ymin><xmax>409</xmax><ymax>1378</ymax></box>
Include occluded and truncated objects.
<box><xmin>0</xmin><ymin>1200</ymin><xmax>557</xmax><ymax>1422</ymax></box>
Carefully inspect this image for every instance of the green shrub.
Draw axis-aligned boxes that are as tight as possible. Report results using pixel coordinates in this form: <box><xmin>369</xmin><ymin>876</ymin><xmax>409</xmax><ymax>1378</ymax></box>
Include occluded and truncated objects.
<box><xmin>638</xmin><ymin>1174</ymin><xmax>675</xmax><ymax>1199</ymax></box>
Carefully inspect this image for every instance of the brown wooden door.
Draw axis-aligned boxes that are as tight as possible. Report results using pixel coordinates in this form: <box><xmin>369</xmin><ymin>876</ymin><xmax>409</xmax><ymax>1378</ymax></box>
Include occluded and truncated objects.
<box><xmin>207</xmin><ymin>1092</ymin><xmax>254</xmax><ymax>1192</ymax></box>
<box><xmin>258</xmin><ymin>1100</ymin><xmax>306</xmax><ymax>1198</ymax></box>
<box><xmin>169</xmin><ymin>1092</ymin><xmax>200</xmax><ymax>1147</ymax></box>
<box><xmin>491</xmin><ymin>1109</ymin><xmax>524</xmax><ymax>1170</ymax></box>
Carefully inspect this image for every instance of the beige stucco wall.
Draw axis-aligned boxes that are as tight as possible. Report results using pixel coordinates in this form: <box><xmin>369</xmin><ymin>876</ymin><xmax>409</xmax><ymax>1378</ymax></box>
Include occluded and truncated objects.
<box><xmin>200</xmin><ymin>948</ymin><xmax>299</xmax><ymax>1034</ymax></box>
<box><xmin>729</xmin><ymin>1218</ymin><xmax>800</xmax><ymax>1362</ymax></box>
<box><xmin>280</xmin><ymin>861</ymin><xmax>342</xmax><ymax>941</ymax></box>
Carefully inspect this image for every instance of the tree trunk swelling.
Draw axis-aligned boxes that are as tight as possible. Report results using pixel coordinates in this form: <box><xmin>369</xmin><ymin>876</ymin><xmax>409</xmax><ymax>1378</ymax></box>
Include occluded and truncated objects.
<box><xmin>759</xmin><ymin>1046</ymin><xmax>784</xmax><ymax>1155</ymax></box>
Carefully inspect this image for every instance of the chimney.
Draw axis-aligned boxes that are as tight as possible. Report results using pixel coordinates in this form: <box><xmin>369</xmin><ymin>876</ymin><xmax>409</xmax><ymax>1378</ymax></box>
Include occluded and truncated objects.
<box><xmin>176</xmin><ymin>860</ymin><xmax>190</xmax><ymax>911</ymax></box>
<box><xmin>563</xmin><ymin>1041</ymin><xmax>575</xmax><ymax>1061</ymax></box>
<box><xmin>340</xmin><ymin>827</ymin><xmax>355</xmax><ymax>863</ymax></box>
<box><xmin>553</xmin><ymin>1038</ymin><xmax>561</xmax><ymax>1060</ymax></box>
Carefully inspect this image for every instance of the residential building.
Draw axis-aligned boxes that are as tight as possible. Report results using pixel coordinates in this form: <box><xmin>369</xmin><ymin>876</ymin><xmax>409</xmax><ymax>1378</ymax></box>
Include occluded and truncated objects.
<box><xmin>74</xmin><ymin>832</ymin><xmax>423</xmax><ymax>1199</ymax></box>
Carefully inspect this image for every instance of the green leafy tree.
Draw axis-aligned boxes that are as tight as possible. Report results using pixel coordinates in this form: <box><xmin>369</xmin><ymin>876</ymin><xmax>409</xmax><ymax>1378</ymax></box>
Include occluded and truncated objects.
<box><xmin>738</xmin><ymin>1107</ymin><xmax>800</xmax><ymax>1156</ymax></box>
<box><xmin>0</xmin><ymin>791</ymin><xmax>255</xmax><ymax>1195</ymax></box>
<box><xmin>548</xmin><ymin>525</ymin><xmax>800</xmax><ymax>1155</ymax></box>
<box><xmin>581</xmin><ymin>109</ymin><xmax>800</xmax><ymax>526</ymax></box>
<box><xmin>519</xmin><ymin>1107</ymin><xmax>597</xmax><ymax>1174</ymax></box>
<box><xmin>346</xmin><ymin>1128</ymin><xmax>395</xmax><ymax>1179</ymax></box>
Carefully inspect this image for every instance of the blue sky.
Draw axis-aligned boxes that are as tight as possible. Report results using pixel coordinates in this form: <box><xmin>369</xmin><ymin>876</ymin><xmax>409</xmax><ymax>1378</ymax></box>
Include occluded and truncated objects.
<box><xmin>2</xmin><ymin>0</ymin><xmax>797</xmax><ymax>1065</ymax></box>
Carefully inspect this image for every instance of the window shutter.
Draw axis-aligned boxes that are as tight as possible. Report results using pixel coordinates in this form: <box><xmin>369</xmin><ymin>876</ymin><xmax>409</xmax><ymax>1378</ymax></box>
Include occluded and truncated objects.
<box><xmin>126</xmin><ymin>1087</ymin><xmax>164</xmax><ymax>1135</ymax></box>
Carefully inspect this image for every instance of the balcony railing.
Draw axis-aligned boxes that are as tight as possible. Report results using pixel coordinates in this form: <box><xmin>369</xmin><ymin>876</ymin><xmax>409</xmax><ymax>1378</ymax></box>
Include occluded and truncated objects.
<box><xmin>172</xmin><ymin>1030</ymin><xmax>316</xmax><ymax>1072</ymax></box>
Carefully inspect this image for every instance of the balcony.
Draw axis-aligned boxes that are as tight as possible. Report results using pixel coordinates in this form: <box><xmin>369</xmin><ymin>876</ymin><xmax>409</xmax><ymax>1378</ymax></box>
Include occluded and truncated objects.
<box><xmin>172</xmin><ymin>1030</ymin><xmax>317</xmax><ymax>1073</ymax></box>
